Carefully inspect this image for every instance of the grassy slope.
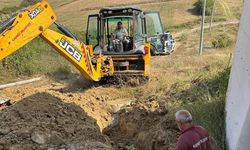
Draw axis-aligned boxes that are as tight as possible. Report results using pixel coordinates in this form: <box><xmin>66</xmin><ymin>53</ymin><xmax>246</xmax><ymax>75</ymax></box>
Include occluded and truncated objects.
<box><xmin>54</xmin><ymin>0</ymin><xmax>199</xmax><ymax>32</ymax></box>
<box><xmin>54</xmin><ymin>0</ymin><xmax>243</xmax><ymax>32</ymax></box>
<box><xmin>0</xmin><ymin>0</ymin><xmax>243</xmax><ymax>31</ymax></box>
<box><xmin>0</xmin><ymin>0</ymin><xmax>20</xmax><ymax>10</ymax></box>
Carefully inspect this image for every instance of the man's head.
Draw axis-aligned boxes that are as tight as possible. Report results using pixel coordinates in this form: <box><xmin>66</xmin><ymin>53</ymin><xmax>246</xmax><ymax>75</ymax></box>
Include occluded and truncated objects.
<box><xmin>117</xmin><ymin>21</ymin><xmax>123</xmax><ymax>29</ymax></box>
<box><xmin>175</xmin><ymin>110</ymin><xmax>192</xmax><ymax>131</ymax></box>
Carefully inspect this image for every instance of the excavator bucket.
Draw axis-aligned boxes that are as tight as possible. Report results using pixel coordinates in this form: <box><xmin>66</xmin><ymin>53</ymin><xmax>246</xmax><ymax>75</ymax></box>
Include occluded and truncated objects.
<box><xmin>109</xmin><ymin>43</ymin><xmax>150</xmax><ymax>77</ymax></box>
<box><xmin>0</xmin><ymin>0</ymin><xmax>57</xmax><ymax>60</ymax></box>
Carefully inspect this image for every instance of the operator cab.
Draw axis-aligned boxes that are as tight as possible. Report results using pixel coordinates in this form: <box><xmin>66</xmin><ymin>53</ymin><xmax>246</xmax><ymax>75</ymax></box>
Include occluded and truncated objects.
<box><xmin>86</xmin><ymin>7</ymin><xmax>174</xmax><ymax>56</ymax></box>
<box><xmin>86</xmin><ymin>6</ymin><xmax>145</xmax><ymax>55</ymax></box>
<box><xmin>85</xmin><ymin>6</ymin><xmax>168</xmax><ymax>75</ymax></box>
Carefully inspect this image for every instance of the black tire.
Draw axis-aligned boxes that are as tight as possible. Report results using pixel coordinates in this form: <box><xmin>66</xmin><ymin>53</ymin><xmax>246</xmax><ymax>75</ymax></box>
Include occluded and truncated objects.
<box><xmin>150</xmin><ymin>45</ymin><xmax>157</xmax><ymax>56</ymax></box>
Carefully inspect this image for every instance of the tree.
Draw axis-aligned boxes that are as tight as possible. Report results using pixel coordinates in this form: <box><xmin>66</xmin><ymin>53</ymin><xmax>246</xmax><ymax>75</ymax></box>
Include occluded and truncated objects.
<box><xmin>196</xmin><ymin>0</ymin><xmax>214</xmax><ymax>16</ymax></box>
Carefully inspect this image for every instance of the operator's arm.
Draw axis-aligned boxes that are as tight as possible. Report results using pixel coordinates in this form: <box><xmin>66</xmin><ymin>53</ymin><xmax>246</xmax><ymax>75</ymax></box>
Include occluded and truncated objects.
<box><xmin>123</xmin><ymin>28</ymin><xmax>128</xmax><ymax>37</ymax></box>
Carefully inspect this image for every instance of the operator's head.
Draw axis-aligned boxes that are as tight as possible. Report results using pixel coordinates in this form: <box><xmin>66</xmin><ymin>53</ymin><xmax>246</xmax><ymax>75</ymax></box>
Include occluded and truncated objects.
<box><xmin>117</xmin><ymin>21</ymin><xmax>123</xmax><ymax>29</ymax></box>
<box><xmin>175</xmin><ymin>110</ymin><xmax>193</xmax><ymax>131</ymax></box>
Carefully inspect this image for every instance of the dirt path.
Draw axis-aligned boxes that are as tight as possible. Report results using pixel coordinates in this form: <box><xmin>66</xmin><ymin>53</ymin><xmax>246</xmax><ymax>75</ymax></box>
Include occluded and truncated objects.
<box><xmin>174</xmin><ymin>19</ymin><xmax>239</xmax><ymax>37</ymax></box>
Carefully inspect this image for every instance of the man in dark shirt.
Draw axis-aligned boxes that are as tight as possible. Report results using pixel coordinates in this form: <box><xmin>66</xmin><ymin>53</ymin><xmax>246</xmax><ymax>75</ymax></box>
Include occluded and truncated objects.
<box><xmin>175</xmin><ymin>110</ymin><xmax>210</xmax><ymax>150</ymax></box>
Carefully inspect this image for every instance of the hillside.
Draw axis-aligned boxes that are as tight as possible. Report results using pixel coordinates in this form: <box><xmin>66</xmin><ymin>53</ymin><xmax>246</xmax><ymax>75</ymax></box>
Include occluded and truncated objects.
<box><xmin>0</xmin><ymin>0</ymin><xmax>244</xmax><ymax>149</ymax></box>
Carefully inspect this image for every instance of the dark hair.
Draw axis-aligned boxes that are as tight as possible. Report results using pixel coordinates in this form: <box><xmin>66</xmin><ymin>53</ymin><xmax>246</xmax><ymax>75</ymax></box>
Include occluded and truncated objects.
<box><xmin>117</xmin><ymin>21</ymin><xmax>122</xmax><ymax>25</ymax></box>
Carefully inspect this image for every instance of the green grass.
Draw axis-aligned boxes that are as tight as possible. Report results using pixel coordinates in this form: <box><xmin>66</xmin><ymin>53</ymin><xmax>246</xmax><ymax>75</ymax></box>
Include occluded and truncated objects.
<box><xmin>196</xmin><ymin>0</ymin><xmax>215</xmax><ymax>16</ymax></box>
<box><xmin>0</xmin><ymin>0</ymin><xmax>40</xmax><ymax>14</ymax></box>
<box><xmin>48</xmin><ymin>0</ymin><xmax>76</xmax><ymax>8</ymax></box>
<box><xmin>125</xmin><ymin>144</ymin><xmax>137</xmax><ymax>150</ymax></box>
<box><xmin>0</xmin><ymin>37</ymin><xmax>72</xmax><ymax>83</ymax></box>
<box><xmin>55</xmin><ymin>0</ymin><xmax>242</xmax><ymax>33</ymax></box>
<box><xmin>212</xmin><ymin>33</ymin><xmax>233</xmax><ymax>48</ymax></box>
<box><xmin>174</xmin><ymin>67</ymin><xmax>230</xmax><ymax>150</ymax></box>
<box><xmin>0</xmin><ymin>0</ymin><xmax>20</xmax><ymax>10</ymax></box>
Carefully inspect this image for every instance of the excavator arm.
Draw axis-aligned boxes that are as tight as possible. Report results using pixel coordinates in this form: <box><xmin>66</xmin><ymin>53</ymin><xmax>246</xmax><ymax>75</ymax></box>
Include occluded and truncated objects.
<box><xmin>0</xmin><ymin>0</ymin><xmax>113</xmax><ymax>81</ymax></box>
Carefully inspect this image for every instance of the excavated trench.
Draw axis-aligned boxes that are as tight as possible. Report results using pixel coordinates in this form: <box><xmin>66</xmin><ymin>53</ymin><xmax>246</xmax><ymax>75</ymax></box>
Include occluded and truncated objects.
<box><xmin>0</xmin><ymin>79</ymin><xmax>179</xmax><ymax>150</ymax></box>
<box><xmin>102</xmin><ymin>100</ymin><xmax>179</xmax><ymax>150</ymax></box>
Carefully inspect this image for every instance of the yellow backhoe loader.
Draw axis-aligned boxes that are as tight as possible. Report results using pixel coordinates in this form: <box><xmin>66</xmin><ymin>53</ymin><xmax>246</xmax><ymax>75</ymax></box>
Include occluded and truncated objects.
<box><xmin>0</xmin><ymin>0</ymin><xmax>150</xmax><ymax>81</ymax></box>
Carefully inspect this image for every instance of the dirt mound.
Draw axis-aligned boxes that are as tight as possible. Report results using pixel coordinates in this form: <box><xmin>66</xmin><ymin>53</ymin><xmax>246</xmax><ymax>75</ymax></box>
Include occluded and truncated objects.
<box><xmin>103</xmin><ymin>100</ymin><xmax>179</xmax><ymax>150</ymax></box>
<box><xmin>0</xmin><ymin>92</ymin><xmax>112</xmax><ymax>150</ymax></box>
<box><xmin>0</xmin><ymin>79</ymin><xmax>180</xmax><ymax>149</ymax></box>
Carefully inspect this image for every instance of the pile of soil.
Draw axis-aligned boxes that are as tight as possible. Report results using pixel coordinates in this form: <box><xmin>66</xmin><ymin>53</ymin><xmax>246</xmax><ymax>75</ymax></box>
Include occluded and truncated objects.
<box><xmin>0</xmin><ymin>79</ymin><xmax>180</xmax><ymax>150</ymax></box>
<box><xmin>103</xmin><ymin>100</ymin><xmax>179</xmax><ymax>150</ymax></box>
<box><xmin>0</xmin><ymin>92</ymin><xmax>112</xmax><ymax>150</ymax></box>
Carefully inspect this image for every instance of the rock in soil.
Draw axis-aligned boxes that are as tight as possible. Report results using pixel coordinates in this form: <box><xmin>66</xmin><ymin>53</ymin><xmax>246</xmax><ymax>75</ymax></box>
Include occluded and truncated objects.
<box><xmin>31</xmin><ymin>130</ymin><xmax>47</xmax><ymax>144</ymax></box>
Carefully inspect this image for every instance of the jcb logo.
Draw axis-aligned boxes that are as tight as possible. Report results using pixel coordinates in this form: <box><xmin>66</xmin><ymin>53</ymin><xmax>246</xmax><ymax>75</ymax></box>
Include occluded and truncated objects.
<box><xmin>59</xmin><ymin>38</ymin><xmax>82</xmax><ymax>62</ymax></box>
<box><xmin>29</xmin><ymin>7</ymin><xmax>43</xmax><ymax>19</ymax></box>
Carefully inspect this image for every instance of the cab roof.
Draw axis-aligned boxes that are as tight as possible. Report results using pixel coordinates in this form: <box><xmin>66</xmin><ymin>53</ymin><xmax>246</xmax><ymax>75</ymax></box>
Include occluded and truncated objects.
<box><xmin>100</xmin><ymin>6</ymin><xmax>142</xmax><ymax>17</ymax></box>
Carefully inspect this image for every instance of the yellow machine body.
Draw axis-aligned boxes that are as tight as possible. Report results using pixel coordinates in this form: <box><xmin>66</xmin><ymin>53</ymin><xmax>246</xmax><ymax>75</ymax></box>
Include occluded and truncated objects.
<box><xmin>0</xmin><ymin>0</ymin><xmax>149</xmax><ymax>81</ymax></box>
<box><xmin>0</xmin><ymin>0</ymin><xmax>114</xmax><ymax>81</ymax></box>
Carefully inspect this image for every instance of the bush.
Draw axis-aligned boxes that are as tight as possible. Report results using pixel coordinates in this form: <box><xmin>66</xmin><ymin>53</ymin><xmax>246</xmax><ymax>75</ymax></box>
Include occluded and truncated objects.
<box><xmin>196</xmin><ymin>0</ymin><xmax>214</xmax><ymax>16</ymax></box>
<box><xmin>212</xmin><ymin>34</ymin><xmax>233</xmax><ymax>48</ymax></box>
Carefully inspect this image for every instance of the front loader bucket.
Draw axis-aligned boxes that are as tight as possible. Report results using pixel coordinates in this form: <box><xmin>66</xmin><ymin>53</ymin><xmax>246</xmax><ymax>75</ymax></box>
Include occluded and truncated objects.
<box><xmin>106</xmin><ymin>43</ymin><xmax>150</xmax><ymax>77</ymax></box>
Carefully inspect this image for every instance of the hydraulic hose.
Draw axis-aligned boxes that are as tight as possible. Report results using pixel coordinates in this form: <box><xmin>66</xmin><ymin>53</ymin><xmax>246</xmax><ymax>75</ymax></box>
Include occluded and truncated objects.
<box><xmin>0</xmin><ymin>14</ymin><xmax>17</xmax><ymax>34</ymax></box>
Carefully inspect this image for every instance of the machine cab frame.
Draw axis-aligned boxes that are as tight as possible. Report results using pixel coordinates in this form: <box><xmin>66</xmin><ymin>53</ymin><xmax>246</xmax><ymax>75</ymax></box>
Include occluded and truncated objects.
<box><xmin>86</xmin><ymin>7</ymin><xmax>146</xmax><ymax>54</ymax></box>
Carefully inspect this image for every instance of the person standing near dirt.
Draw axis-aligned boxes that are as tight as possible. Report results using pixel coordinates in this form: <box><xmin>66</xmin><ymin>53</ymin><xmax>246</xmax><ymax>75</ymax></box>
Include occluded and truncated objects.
<box><xmin>175</xmin><ymin>110</ymin><xmax>210</xmax><ymax>150</ymax></box>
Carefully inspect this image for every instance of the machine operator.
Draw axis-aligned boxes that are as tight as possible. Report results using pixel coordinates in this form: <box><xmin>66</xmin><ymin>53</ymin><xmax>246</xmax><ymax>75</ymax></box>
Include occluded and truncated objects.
<box><xmin>113</xmin><ymin>21</ymin><xmax>128</xmax><ymax>41</ymax></box>
<box><xmin>111</xmin><ymin>21</ymin><xmax>130</xmax><ymax>52</ymax></box>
